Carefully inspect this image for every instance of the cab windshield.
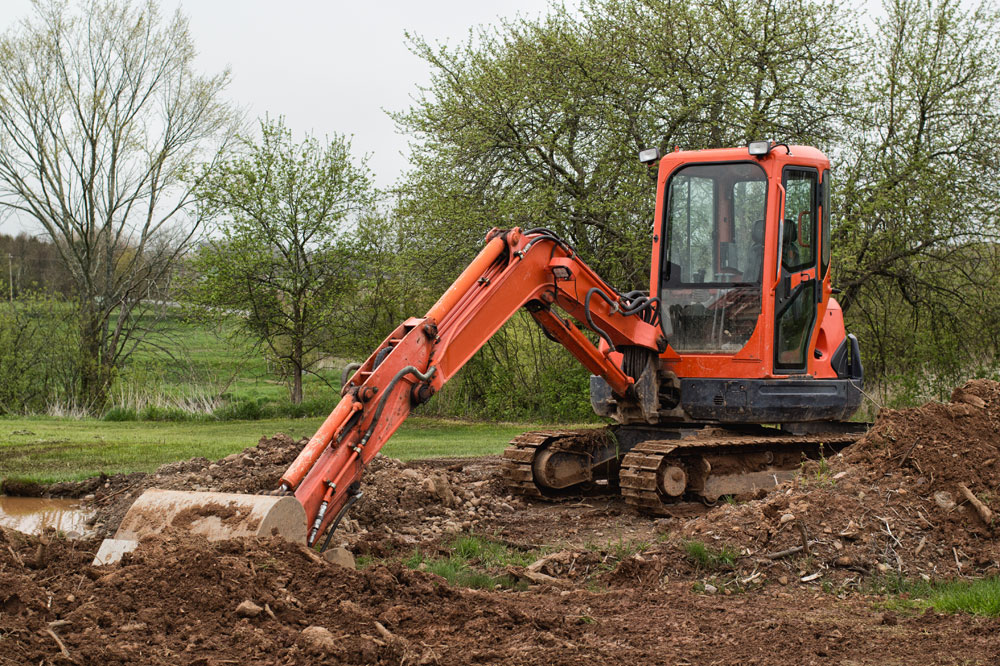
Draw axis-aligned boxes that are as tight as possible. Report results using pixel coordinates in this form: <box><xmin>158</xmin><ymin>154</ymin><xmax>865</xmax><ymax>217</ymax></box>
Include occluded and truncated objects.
<box><xmin>661</xmin><ymin>162</ymin><xmax>767</xmax><ymax>353</ymax></box>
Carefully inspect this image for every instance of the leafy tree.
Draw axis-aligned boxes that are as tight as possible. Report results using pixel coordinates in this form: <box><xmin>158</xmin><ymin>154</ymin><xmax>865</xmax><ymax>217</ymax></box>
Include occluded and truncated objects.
<box><xmin>389</xmin><ymin>0</ymin><xmax>858</xmax><ymax>419</ymax></box>
<box><xmin>833</xmin><ymin>0</ymin><xmax>1000</xmax><ymax>387</ymax></box>
<box><xmin>187</xmin><ymin>118</ymin><xmax>374</xmax><ymax>404</ymax></box>
<box><xmin>395</xmin><ymin>0</ymin><xmax>855</xmax><ymax>294</ymax></box>
<box><xmin>0</xmin><ymin>0</ymin><xmax>238</xmax><ymax>408</ymax></box>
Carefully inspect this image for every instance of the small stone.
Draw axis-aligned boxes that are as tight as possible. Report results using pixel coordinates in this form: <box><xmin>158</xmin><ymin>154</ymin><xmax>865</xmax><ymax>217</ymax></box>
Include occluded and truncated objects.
<box><xmin>876</xmin><ymin>563</ymin><xmax>890</xmax><ymax>573</ymax></box>
<box><xmin>66</xmin><ymin>594</ymin><xmax>75</xmax><ymax>603</ymax></box>
<box><xmin>934</xmin><ymin>491</ymin><xmax>956</xmax><ymax>511</ymax></box>
<box><xmin>835</xmin><ymin>556</ymin><xmax>852</xmax><ymax>567</ymax></box>
<box><xmin>236</xmin><ymin>600</ymin><xmax>263</xmax><ymax>618</ymax></box>
<box><xmin>703</xmin><ymin>583</ymin><xmax>718</xmax><ymax>594</ymax></box>
<box><xmin>324</xmin><ymin>547</ymin><xmax>356</xmax><ymax>569</ymax></box>
<box><xmin>779</xmin><ymin>513</ymin><xmax>795</xmax><ymax>525</ymax></box>
<box><xmin>778</xmin><ymin>576</ymin><xmax>789</xmax><ymax>585</ymax></box>
<box><xmin>119</xmin><ymin>622</ymin><xmax>148</xmax><ymax>632</ymax></box>
<box><xmin>299</xmin><ymin>625</ymin><xmax>336</xmax><ymax>652</ymax></box>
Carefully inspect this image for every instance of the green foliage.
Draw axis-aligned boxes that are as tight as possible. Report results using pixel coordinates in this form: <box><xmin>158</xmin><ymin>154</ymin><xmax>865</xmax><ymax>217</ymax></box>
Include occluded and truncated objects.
<box><xmin>0</xmin><ymin>294</ymin><xmax>81</xmax><ymax>415</ymax></box>
<box><xmin>395</xmin><ymin>0</ymin><xmax>855</xmax><ymax>292</ymax></box>
<box><xmin>404</xmin><ymin>536</ymin><xmax>533</xmax><ymax>590</ymax></box>
<box><xmin>834</xmin><ymin>0</ymin><xmax>1000</xmax><ymax>388</ymax></box>
<box><xmin>418</xmin><ymin>312</ymin><xmax>600</xmax><ymax>423</ymax></box>
<box><xmin>186</xmin><ymin>116</ymin><xmax>375</xmax><ymax>404</ymax></box>
<box><xmin>683</xmin><ymin>540</ymin><xmax>738</xmax><ymax>570</ymax></box>
<box><xmin>872</xmin><ymin>575</ymin><xmax>1000</xmax><ymax>618</ymax></box>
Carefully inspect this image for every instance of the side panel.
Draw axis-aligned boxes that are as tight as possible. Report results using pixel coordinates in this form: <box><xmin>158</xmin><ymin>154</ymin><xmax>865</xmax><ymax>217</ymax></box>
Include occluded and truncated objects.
<box><xmin>679</xmin><ymin>377</ymin><xmax>862</xmax><ymax>422</ymax></box>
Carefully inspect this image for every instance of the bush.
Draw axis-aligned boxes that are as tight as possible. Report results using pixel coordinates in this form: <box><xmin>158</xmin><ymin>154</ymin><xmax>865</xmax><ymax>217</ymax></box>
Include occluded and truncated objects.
<box><xmin>103</xmin><ymin>407</ymin><xmax>138</xmax><ymax>422</ymax></box>
<box><xmin>0</xmin><ymin>294</ymin><xmax>81</xmax><ymax>415</ymax></box>
<box><xmin>213</xmin><ymin>398</ymin><xmax>265</xmax><ymax>421</ymax></box>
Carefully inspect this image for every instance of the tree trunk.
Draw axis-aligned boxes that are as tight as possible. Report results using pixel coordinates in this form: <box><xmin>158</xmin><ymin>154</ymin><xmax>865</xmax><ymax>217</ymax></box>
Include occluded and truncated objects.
<box><xmin>290</xmin><ymin>337</ymin><xmax>303</xmax><ymax>405</ymax></box>
<box><xmin>78</xmin><ymin>303</ymin><xmax>111</xmax><ymax>410</ymax></box>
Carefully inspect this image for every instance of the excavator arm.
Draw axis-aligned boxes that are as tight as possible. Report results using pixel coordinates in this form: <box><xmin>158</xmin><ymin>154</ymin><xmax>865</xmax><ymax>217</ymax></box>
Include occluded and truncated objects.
<box><xmin>284</xmin><ymin>227</ymin><xmax>667</xmax><ymax>546</ymax></box>
<box><xmin>94</xmin><ymin>227</ymin><xmax>667</xmax><ymax>563</ymax></box>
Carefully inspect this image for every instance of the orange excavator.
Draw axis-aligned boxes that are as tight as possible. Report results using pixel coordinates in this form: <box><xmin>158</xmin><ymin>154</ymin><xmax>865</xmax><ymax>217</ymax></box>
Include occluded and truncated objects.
<box><xmin>96</xmin><ymin>141</ymin><xmax>865</xmax><ymax>560</ymax></box>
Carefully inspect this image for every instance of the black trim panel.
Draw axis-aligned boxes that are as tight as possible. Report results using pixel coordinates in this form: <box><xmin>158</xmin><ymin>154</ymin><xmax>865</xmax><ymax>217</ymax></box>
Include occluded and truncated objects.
<box><xmin>680</xmin><ymin>377</ymin><xmax>862</xmax><ymax>423</ymax></box>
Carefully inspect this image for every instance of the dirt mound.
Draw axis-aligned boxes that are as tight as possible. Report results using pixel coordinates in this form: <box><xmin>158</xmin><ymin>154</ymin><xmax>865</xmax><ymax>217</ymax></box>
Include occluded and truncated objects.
<box><xmin>3</xmin><ymin>527</ymin><xmax>999</xmax><ymax>665</ymax></box>
<box><xmin>0</xmin><ymin>527</ymin><xmax>517</xmax><ymax>665</ymax></box>
<box><xmin>29</xmin><ymin>434</ymin><xmax>522</xmax><ymax>544</ymax></box>
<box><xmin>677</xmin><ymin>379</ymin><xmax>1000</xmax><ymax>583</ymax></box>
<box><xmin>846</xmin><ymin>379</ymin><xmax>1000</xmax><ymax>494</ymax></box>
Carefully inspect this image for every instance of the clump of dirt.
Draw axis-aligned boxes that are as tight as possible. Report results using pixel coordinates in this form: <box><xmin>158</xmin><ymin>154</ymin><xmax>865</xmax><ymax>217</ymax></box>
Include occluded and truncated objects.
<box><xmin>344</xmin><ymin>457</ymin><xmax>526</xmax><ymax>555</ymax></box>
<box><xmin>676</xmin><ymin>379</ymin><xmax>1000</xmax><ymax>583</ymax></box>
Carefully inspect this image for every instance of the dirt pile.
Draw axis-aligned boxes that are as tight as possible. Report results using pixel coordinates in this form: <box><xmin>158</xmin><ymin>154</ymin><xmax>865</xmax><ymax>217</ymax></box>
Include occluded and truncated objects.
<box><xmin>36</xmin><ymin>435</ymin><xmax>523</xmax><ymax>545</ymax></box>
<box><xmin>40</xmin><ymin>434</ymin><xmax>305</xmax><ymax>536</ymax></box>
<box><xmin>0</xmin><ymin>526</ymin><xmax>535</xmax><ymax>665</ymax></box>
<box><xmin>676</xmin><ymin>379</ymin><xmax>1000</xmax><ymax>583</ymax></box>
<box><xmin>4</xmin><ymin>527</ymin><xmax>999</xmax><ymax>665</ymax></box>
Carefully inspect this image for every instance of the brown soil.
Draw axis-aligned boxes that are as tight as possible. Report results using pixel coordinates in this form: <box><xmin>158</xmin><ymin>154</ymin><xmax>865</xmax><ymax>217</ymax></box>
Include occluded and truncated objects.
<box><xmin>4</xmin><ymin>380</ymin><xmax>1000</xmax><ymax>663</ymax></box>
<box><xmin>3</xmin><ymin>527</ymin><xmax>998</xmax><ymax>665</ymax></box>
<box><xmin>677</xmin><ymin>379</ymin><xmax>1000</xmax><ymax>583</ymax></box>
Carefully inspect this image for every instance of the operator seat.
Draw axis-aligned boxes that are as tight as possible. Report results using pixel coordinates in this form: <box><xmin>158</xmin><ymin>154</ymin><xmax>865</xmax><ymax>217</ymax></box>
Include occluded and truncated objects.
<box><xmin>782</xmin><ymin>220</ymin><xmax>800</xmax><ymax>268</ymax></box>
<box><xmin>743</xmin><ymin>219</ymin><xmax>765</xmax><ymax>282</ymax></box>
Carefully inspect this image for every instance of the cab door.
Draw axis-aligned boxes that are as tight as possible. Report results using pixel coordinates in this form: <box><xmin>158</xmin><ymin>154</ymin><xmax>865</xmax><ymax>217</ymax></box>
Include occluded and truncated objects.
<box><xmin>773</xmin><ymin>167</ymin><xmax>819</xmax><ymax>374</ymax></box>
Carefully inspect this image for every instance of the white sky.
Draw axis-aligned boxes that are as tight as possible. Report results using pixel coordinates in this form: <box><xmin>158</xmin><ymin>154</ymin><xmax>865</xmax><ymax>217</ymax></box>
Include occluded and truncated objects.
<box><xmin>0</xmin><ymin>0</ymin><xmax>553</xmax><ymax>234</ymax></box>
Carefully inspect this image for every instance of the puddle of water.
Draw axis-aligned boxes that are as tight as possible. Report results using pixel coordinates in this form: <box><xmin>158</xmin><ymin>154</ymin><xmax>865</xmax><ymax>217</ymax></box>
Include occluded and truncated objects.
<box><xmin>0</xmin><ymin>496</ymin><xmax>94</xmax><ymax>536</ymax></box>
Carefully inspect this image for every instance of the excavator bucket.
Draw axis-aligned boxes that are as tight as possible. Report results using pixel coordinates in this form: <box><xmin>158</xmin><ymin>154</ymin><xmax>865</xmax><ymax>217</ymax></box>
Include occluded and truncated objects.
<box><xmin>92</xmin><ymin>489</ymin><xmax>307</xmax><ymax>565</ymax></box>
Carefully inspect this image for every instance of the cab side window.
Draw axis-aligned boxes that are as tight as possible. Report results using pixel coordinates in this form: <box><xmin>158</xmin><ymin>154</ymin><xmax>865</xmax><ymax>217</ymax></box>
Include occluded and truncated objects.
<box><xmin>781</xmin><ymin>170</ymin><xmax>817</xmax><ymax>271</ymax></box>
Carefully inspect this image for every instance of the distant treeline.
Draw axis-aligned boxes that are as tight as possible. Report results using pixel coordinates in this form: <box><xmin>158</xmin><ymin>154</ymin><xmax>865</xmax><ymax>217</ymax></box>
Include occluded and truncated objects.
<box><xmin>0</xmin><ymin>233</ymin><xmax>74</xmax><ymax>296</ymax></box>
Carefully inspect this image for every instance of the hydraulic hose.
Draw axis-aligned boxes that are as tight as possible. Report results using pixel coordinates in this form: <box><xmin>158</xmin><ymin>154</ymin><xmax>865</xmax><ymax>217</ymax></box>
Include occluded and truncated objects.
<box><xmin>357</xmin><ymin>365</ymin><xmax>438</xmax><ymax>449</ymax></box>
<box><xmin>319</xmin><ymin>489</ymin><xmax>363</xmax><ymax>553</ymax></box>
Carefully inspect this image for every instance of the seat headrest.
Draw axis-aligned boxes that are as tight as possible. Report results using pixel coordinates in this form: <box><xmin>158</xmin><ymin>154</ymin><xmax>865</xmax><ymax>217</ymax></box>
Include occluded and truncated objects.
<box><xmin>751</xmin><ymin>219</ymin><xmax>765</xmax><ymax>244</ymax></box>
<box><xmin>783</xmin><ymin>220</ymin><xmax>797</xmax><ymax>244</ymax></box>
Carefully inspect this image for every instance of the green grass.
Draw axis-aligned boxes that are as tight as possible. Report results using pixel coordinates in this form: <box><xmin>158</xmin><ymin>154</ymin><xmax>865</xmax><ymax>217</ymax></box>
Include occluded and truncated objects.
<box><xmin>403</xmin><ymin>535</ymin><xmax>536</xmax><ymax>590</ymax></box>
<box><xmin>0</xmin><ymin>415</ymin><xmax>563</xmax><ymax>483</ymax></box>
<box><xmin>873</xmin><ymin>575</ymin><xmax>1000</xmax><ymax>618</ymax></box>
<box><xmin>682</xmin><ymin>540</ymin><xmax>738</xmax><ymax>570</ymax></box>
<box><xmin>112</xmin><ymin>309</ymin><xmax>345</xmax><ymax>411</ymax></box>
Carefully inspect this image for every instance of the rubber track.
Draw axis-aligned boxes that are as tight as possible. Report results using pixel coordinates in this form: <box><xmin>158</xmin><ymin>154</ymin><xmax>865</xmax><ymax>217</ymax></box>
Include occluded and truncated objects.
<box><xmin>619</xmin><ymin>432</ymin><xmax>861</xmax><ymax>515</ymax></box>
<box><xmin>501</xmin><ymin>429</ymin><xmax>606</xmax><ymax>498</ymax></box>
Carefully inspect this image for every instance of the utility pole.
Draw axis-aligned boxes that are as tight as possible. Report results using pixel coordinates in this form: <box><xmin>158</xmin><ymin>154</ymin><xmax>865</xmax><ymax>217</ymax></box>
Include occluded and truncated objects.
<box><xmin>7</xmin><ymin>253</ymin><xmax>11</xmax><ymax>302</ymax></box>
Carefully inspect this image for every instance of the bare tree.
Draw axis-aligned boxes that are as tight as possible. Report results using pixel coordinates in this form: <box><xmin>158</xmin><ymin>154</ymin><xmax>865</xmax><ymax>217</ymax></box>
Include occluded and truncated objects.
<box><xmin>0</xmin><ymin>0</ymin><xmax>240</xmax><ymax>407</ymax></box>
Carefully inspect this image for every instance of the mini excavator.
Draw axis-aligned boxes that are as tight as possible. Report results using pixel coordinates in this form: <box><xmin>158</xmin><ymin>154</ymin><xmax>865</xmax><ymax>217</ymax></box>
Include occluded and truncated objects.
<box><xmin>97</xmin><ymin>141</ymin><xmax>865</xmax><ymax>560</ymax></box>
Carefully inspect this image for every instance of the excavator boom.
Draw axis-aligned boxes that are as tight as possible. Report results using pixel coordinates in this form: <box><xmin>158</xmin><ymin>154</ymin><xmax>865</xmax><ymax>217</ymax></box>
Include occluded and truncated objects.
<box><xmin>287</xmin><ymin>227</ymin><xmax>665</xmax><ymax>545</ymax></box>
<box><xmin>105</xmin><ymin>227</ymin><xmax>665</xmax><ymax>554</ymax></box>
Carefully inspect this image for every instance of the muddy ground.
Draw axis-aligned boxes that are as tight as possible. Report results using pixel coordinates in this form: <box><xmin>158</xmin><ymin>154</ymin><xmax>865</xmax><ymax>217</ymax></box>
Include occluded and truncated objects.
<box><xmin>3</xmin><ymin>380</ymin><xmax>1000</xmax><ymax>664</ymax></box>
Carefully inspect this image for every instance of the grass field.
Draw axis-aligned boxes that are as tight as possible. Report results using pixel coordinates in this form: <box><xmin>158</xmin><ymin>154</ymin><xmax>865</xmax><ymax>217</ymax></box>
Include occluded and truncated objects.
<box><xmin>0</xmin><ymin>415</ymin><xmax>567</xmax><ymax>484</ymax></box>
<box><xmin>116</xmin><ymin>310</ymin><xmax>344</xmax><ymax>409</ymax></box>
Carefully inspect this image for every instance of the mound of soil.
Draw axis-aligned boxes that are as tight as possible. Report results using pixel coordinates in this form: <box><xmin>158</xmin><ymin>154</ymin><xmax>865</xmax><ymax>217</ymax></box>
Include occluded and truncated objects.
<box><xmin>677</xmin><ymin>379</ymin><xmax>1000</xmax><ymax>583</ymax></box>
<box><xmin>33</xmin><ymin>434</ymin><xmax>528</xmax><ymax>548</ymax></box>
<box><xmin>3</xmin><ymin>526</ymin><xmax>999</xmax><ymax>665</ymax></box>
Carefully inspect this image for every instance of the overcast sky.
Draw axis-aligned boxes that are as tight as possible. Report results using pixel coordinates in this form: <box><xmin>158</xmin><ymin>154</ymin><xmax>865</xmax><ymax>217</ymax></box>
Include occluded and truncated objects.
<box><xmin>4</xmin><ymin>0</ymin><xmax>553</xmax><ymax>186</ymax></box>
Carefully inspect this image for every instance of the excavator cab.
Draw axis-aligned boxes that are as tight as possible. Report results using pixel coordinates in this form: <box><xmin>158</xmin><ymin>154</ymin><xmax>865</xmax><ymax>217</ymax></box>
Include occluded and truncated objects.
<box><xmin>643</xmin><ymin>143</ymin><xmax>863</xmax><ymax>424</ymax></box>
